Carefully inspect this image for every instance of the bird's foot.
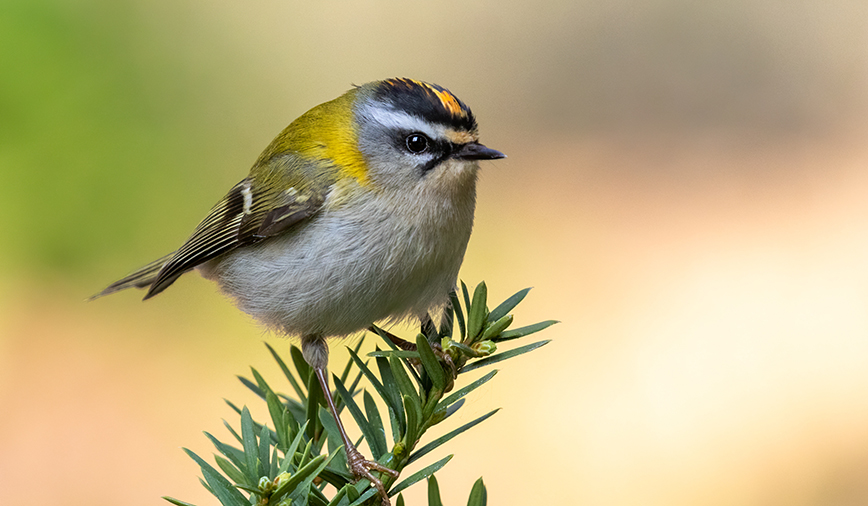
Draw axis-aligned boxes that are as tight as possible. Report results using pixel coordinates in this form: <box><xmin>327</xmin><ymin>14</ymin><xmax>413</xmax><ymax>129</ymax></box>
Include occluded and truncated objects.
<box><xmin>346</xmin><ymin>444</ymin><xmax>398</xmax><ymax>506</ymax></box>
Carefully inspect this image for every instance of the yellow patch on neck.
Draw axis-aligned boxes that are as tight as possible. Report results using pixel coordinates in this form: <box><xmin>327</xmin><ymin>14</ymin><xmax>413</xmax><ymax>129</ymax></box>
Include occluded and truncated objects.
<box><xmin>263</xmin><ymin>89</ymin><xmax>370</xmax><ymax>186</ymax></box>
<box><xmin>315</xmin><ymin>112</ymin><xmax>369</xmax><ymax>185</ymax></box>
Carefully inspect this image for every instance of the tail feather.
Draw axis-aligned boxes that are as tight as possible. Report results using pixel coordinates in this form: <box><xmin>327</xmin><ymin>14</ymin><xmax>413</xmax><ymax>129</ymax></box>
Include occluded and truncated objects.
<box><xmin>89</xmin><ymin>253</ymin><xmax>175</xmax><ymax>300</ymax></box>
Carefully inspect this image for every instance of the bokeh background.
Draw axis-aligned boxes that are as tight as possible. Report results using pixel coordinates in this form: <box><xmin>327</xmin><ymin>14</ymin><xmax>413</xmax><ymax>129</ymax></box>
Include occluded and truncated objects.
<box><xmin>3</xmin><ymin>1</ymin><xmax>868</xmax><ymax>505</ymax></box>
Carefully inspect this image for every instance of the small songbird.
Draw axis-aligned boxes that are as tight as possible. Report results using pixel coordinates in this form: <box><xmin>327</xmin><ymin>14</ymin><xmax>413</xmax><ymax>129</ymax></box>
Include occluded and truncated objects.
<box><xmin>93</xmin><ymin>78</ymin><xmax>504</xmax><ymax>504</ymax></box>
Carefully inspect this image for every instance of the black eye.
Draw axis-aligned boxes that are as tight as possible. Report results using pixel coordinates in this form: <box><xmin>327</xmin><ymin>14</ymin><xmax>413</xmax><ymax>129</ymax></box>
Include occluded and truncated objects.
<box><xmin>405</xmin><ymin>133</ymin><xmax>430</xmax><ymax>154</ymax></box>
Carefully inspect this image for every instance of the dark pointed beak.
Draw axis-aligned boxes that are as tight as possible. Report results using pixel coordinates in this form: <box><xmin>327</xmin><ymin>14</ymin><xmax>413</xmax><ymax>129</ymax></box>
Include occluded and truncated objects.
<box><xmin>453</xmin><ymin>142</ymin><xmax>506</xmax><ymax>161</ymax></box>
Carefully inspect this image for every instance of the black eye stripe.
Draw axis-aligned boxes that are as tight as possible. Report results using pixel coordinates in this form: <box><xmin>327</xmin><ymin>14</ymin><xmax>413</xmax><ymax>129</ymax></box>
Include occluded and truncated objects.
<box><xmin>420</xmin><ymin>156</ymin><xmax>444</xmax><ymax>173</ymax></box>
<box><xmin>393</xmin><ymin>131</ymin><xmax>456</xmax><ymax>174</ymax></box>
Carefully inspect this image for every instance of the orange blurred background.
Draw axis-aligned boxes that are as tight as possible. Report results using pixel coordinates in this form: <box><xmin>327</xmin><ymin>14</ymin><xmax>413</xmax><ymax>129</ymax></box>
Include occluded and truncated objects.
<box><xmin>3</xmin><ymin>1</ymin><xmax>868</xmax><ymax>505</ymax></box>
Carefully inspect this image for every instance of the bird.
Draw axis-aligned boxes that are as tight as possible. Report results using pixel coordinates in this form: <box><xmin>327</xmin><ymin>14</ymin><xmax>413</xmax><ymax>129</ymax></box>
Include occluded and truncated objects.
<box><xmin>93</xmin><ymin>77</ymin><xmax>505</xmax><ymax>505</ymax></box>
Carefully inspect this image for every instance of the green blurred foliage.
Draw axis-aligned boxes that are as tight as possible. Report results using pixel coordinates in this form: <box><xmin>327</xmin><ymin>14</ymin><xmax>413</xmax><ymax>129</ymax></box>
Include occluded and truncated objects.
<box><xmin>3</xmin><ymin>0</ymin><xmax>867</xmax><ymax>286</ymax></box>
<box><xmin>3</xmin><ymin>1</ymin><xmax>148</xmax><ymax>273</ymax></box>
<box><xmin>0</xmin><ymin>0</ymin><xmax>245</xmax><ymax>280</ymax></box>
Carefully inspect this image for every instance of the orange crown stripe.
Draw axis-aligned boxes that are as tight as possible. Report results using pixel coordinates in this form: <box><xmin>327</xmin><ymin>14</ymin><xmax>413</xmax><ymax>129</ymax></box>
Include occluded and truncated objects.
<box><xmin>398</xmin><ymin>78</ymin><xmax>467</xmax><ymax>118</ymax></box>
<box><xmin>430</xmin><ymin>88</ymin><xmax>465</xmax><ymax>117</ymax></box>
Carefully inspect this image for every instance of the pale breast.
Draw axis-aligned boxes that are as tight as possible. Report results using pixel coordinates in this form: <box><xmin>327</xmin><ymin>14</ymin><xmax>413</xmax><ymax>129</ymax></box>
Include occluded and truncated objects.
<box><xmin>201</xmin><ymin>181</ymin><xmax>476</xmax><ymax>338</ymax></box>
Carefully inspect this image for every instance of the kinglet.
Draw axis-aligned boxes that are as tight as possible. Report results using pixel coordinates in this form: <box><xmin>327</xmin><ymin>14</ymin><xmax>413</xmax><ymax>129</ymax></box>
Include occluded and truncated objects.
<box><xmin>94</xmin><ymin>78</ymin><xmax>504</xmax><ymax>504</ymax></box>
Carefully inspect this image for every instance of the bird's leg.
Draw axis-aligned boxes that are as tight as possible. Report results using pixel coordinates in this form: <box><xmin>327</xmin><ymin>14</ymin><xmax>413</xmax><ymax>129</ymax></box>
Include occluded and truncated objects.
<box><xmin>369</xmin><ymin>312</ymin><xmax>442</xmax><ymax>351</ymax></box>
<box><xmin>369</xmin><ymin>310</ymin><xmax>441</xmax><ymax>350</ymax></box>
<box><xmin>420</xmin><ymin>313</ymin><xmax>439</xmax><ymax>341</ymax></box>
<box><xmin>302</xmin><ymin>335</ymin><xmax>397</xmax><ymax>506</ymax></box>
<box><xmin>370</xmin><ymin>325</ymin><xmax>417</xmax><ymax>351</ymax></box>
<box><xmin>313</xmin><ymin>368</ymin><xmax>397</xmax><ymax>505</ymax></box>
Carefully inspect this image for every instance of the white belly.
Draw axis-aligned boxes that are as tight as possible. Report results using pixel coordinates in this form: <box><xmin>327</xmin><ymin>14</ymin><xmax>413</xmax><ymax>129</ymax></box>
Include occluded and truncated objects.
<box><xmin>200</xmin><ymin>184</ymin><xmax>475</xmax><ymax>338</ymax></box>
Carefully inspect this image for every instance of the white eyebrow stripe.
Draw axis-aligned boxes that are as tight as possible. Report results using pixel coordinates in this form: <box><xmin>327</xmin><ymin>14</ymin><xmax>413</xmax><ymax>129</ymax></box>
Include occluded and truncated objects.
<box><xmin>367</xmin><ymin>107</ymin><xmax>447</xmax><ymax>140</ymax></box>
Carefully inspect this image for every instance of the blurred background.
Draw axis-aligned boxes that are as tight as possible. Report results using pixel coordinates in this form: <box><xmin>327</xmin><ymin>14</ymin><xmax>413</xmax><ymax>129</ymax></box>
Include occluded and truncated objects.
<box><xmin>3</xmin><ymin>1</ymin><xmax>868</xmax><ymax>505</ymax></box>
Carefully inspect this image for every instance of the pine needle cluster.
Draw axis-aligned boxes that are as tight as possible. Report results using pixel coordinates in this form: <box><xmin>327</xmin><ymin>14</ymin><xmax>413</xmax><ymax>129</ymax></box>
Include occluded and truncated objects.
<box><xmin>164</xmin><ymin>282</ymin><xmax>556</xmax><ymax>506</ymax></box>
